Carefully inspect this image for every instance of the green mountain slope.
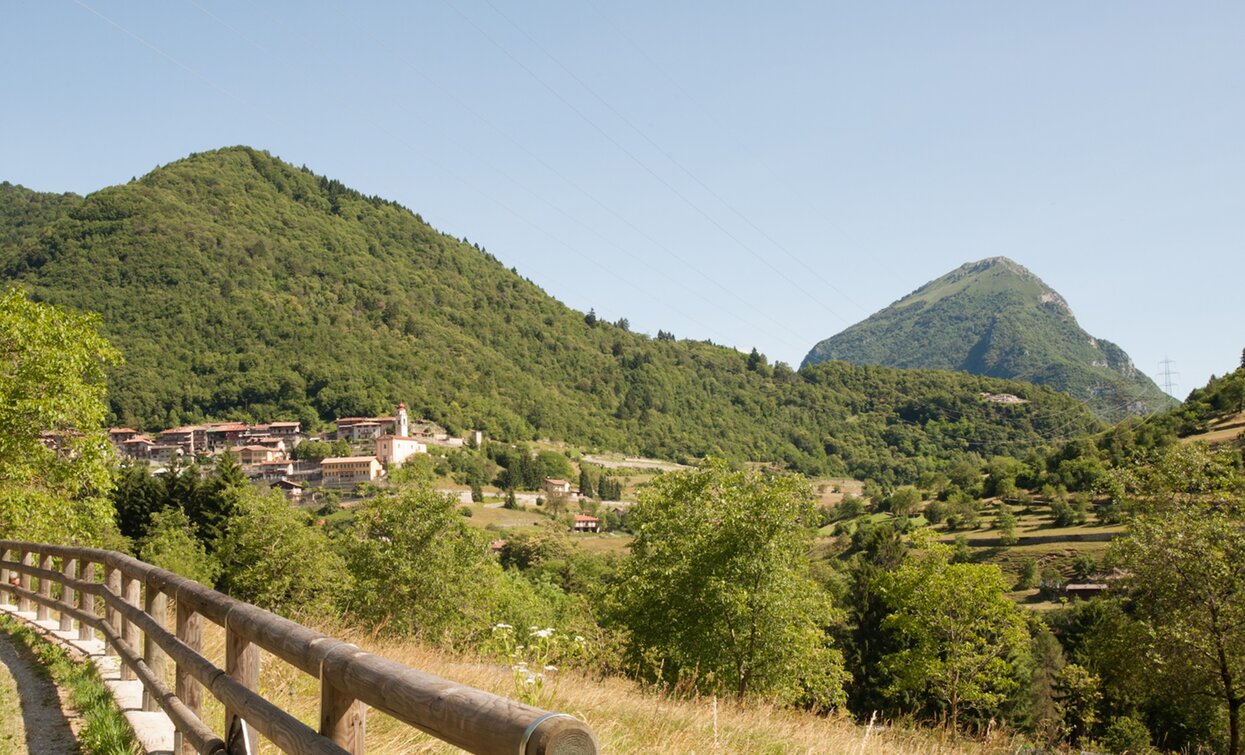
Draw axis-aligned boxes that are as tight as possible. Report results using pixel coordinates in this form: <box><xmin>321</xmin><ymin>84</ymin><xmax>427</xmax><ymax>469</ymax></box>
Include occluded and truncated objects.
<box><xmin>0</xmin><ymin>148</ymin><xmax>1103</xmax><ymax>482</ymax></box>
<box><xmin>802</xmin><ymin>257</ymin><xmax>1175</xmax><ymax>420</ymax></box>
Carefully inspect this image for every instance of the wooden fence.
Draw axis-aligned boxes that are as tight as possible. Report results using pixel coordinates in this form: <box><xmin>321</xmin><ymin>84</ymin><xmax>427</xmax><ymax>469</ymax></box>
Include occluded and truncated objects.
<box><xmin>0</xmin><ymin>540</ymin><xmax>598</xmax><ymax>755</ymax></box>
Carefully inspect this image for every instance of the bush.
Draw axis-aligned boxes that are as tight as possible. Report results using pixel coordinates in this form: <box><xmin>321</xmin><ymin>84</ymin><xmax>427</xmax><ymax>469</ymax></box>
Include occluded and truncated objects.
<box><xmin>1102</xmin><ymin>715</ymin><xmax>1154</xmax><ymax>754</ymax></box>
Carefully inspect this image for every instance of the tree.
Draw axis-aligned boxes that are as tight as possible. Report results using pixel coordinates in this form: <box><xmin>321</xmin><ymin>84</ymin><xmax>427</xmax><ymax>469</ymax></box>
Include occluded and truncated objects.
<box><xmin>216</xmin><ymin>487</ymin><xmax>346</xmax><ymax>618</ymax></box>
<box><xmin>139</xmin><ymin>508</ymin><xmax>220</xmax><ymax>586</ymax></box>
<box><xmin>1111</xmin><ymin>445</ymin><xmax>1245</xmax><ymax>755</ymax></box>
<box><xmin>344</xmin><ymin>486</ymin><xmax>500</xmax><ymax>639</ymax></box>
<box><xmin>885</xmin><ymin>486</ymin><xmax>921</xmax><ymax>517</ymax></box>
<box><xmin>0</xmin><ymin>288</ymin><xmax>121</xmax><ymax>544</ymax></box>
<box><xmin>609</xmin><ymin>459</ymin><xmax>848</xmax><ymax>709</ymax></box>
<box><xmin>878</xmin><ymin>536</ymin><xmax>1031</xmax><ymax>729</ymax></box>
<box><xmin>578</xmin><ymin>468</ymin><xmax>594</xmax><ymax>499</ymax></box>
<box><xmin>995</xmin><ymin>504</ymin><xmax>1018</xmax><ymax>546</ymax></box>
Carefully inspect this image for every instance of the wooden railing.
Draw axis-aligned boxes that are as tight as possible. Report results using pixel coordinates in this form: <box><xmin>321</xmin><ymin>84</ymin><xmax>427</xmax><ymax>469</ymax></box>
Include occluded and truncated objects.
<box><xmin>0</xmin><ymin>540</ymin><xmax>598</xmax><ymax>755</ymax></box>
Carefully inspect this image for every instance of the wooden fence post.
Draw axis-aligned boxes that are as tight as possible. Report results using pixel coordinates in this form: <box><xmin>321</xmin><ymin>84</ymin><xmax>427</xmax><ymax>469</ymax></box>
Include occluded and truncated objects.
<box><xmin>321</xmin><ymin>672</ymin><xmax>366</xmax><ymax>754</ymax></box>
<box><xmin>79</xmin><ymin>561</ymin><xmax>94</xmax><ymax>641</ymax></box>
<box><xmin>143</xmin><ymin>584</ymin><xmax>167</xmax><ymax>712</ymax></box>
<box><xmin>18</xmin><ymin>551</ymin><xmax>31</xmax><ymax>613</ymax></box>
<box><xmin>175</xmin><ymin>596</ymin><xmax>203</xmax><ymax>755</ymax></box>
<box><xmin>104</xmin><ymin>566</ymin><xmax>121</xmax><ymax>656</ymax></box>
<box><xmin>226</xmin><ymin>619</ymin><xmax>259</xmax><ymax>753</ymax></box>
<box><xmin>121</xmin><ymin>575</ymin><xmax>141</xmax><ymax>681</ymax></box>
<box><xmin>36</xmin><ymin>553</ymin><xmax>52</xmax><ymax>622</ymax></box>
<box><xmin>0</xmin><ymin>547</ymin><xmax>10</xmax><ymax>605</ymax></box>
<box><xmin>59</xmin><ymin>557</ymin><xmax>76</xmax><ymax>632</ymax></box>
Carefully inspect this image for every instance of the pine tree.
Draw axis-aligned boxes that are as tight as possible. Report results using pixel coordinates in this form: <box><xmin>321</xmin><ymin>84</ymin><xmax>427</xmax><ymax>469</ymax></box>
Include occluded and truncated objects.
<box><xmin>579</xmin><ymin>468</ymin><xmax>594</xmax><ymax>498</ymax></box>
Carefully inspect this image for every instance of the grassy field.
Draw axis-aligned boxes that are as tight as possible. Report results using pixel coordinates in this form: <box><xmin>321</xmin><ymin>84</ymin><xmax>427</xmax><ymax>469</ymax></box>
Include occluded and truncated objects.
<box><xmin>1181</xmin><ymin>411</ymin><xmax>1245</xmax><ymax>446</ymax></box>
<box><xmin>176</xmin><ymin>617</ymin><xmax>1020</xmax><ymax>754</ymax></box>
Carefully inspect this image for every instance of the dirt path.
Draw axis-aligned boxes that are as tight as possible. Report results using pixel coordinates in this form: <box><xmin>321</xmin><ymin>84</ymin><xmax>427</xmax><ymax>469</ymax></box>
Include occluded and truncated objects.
<box><xmin>0</xmin><ymin>629</ymin><xmax>78</xmax><ymax>755</ymax></box>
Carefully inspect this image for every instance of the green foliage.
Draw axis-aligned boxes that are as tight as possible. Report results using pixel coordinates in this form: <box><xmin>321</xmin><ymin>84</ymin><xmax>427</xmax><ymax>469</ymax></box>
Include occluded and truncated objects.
<box><xmin>0</xmin><ymin>148</ymin><xmax>1101</xmax><ymax>484</ymax></box>
<box><xmin>1016</xmin><ymin>558</ymin><xmax>1038</xmax><ymax>590</ymax></box>
<box><xmin>802</xmin><ymin>257</ymin><xmax>1176</xmax><ymax>420</ymax></box>
<box><xmin>343</xmin><ymin>486</ymin><xmax>499</xmax><ymax>640</ymax></box>
<box><xmin>610</xmin><ymin>460</ymin><xmax>848</xmax><ymax>709</ymax></box>
<box><xmin>1102</xmin><ymin>715</ymin><xmax>1154</xmax><ymax>755</ymax></box>
<box><xmin>138</xmin><ymin>508</ymin><xmax>220</xmax><ymax>585</ymax></box>
<box><xmin>0</xmin><ymin>288</ymin><xmax>120</xmax><ymax>544</ymax></box>
<box><xmin>216</xmin><ymin>486</ymin><xmax>346</xmax><ymax>617</ymax></box>
<box><xmin>883</xmin><ymin>486</ymin><xmax>921</xmax><ymax>517</ymax></box>
<box><xmin>1110</xmin><ymin>445</ymin><xmax>1245</xmax><ymax>755</ymax></box>
<box><xmin>995</xmin><ymin>504</ymin><xmax>1018</xmax><ymax>545</ymax></box>
<box><xmin>876</xmin><ymin>537</ymin><xmax>1031</xmax><ymax>729</ymax></box>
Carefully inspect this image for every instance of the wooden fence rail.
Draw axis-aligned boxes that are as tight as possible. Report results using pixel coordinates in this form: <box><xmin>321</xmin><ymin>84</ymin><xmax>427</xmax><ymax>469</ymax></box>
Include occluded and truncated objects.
<box><xmin>0</xmin><ymin>540</ymin><xmax>598</xmax><ymax>755</ymax></box>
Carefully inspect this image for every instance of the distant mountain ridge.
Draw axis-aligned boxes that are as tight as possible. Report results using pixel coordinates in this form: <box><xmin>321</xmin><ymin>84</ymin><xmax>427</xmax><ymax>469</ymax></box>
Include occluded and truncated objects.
<box><xmin>801</xmin><ymin>257</ymin><xmax>1174</xmax><ymax>420</ymax></box>
<box><xmin>0</xmin><ymin>149</ymin><xmax>1103</xmax><ymax>481</ymax></box>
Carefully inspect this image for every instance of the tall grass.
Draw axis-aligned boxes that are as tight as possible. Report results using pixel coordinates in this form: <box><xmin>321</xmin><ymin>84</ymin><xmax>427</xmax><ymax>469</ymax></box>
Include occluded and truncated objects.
<box><xmin>189</xmin><ymin>617</ymin><xmax>1019</xmax><ymax>754</ymax></box>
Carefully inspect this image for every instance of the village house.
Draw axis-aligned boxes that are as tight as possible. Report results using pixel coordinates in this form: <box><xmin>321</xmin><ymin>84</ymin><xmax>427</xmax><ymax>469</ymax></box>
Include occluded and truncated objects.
<box><xmin>255</xmin><ymin>460</ymin><xmax>296</xmax><ymax>481</ymax></box>
<box><xmin>149</xmin><ymin>444</ymin><xmax>185</xmax><ymax>464</ymax></box>
<box><xmin>572</xmin><ymin>514</ymin><xmax>601</xmax><ymax>533</ymax></box>
<box><xmin>158</xmin><ymin>426</ymin><xmax>201</xmax><ymax>454</ymax></box>
<box><xmin>205</xmin><ymin>423</ymin><xmax>249</xmax><ymax>450</ymax></box>
<box><xmin>237</xmin><ymin>445</ymin><xmax>281</xmax><ymax>466</ymax></box>
<box><xmin>120</xmin><ymin>435</ymin><xmax>155</xmax><ymax>459</ymax></box>
<box><xmin>335</xmin><ymin>416</ymin><xmax>394</xmax><ymax>441</ymax></box>
<box><xmin>109</xmin><ymin>428</ymin><xmax>138</xmax><ymax>446</ymax></box>
<box><xmin>270</xmin><ymin>478</ymin><xmax>305</xmax><ymax>501</ymax></box>
<box><xmin>267</xmin><ymin>421</ymin><xmax>302</xmax><ymax>441</ymax></box>
<box><xmin>321</xmin><ymin>456</ymin><xmax>384</xmax><ymax>486</ymax></box>
<box><xmin>544</xmin><ymin>478</ymin><xmax>572</xmax><ymax>496</ymax></box>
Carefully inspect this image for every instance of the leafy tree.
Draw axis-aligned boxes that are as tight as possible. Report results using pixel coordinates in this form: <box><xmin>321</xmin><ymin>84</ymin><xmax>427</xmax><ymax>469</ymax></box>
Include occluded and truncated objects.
<box><xmin>1016</xmin><ymin>558</ymin><xmax>1038</xmax><ymax>590</ymax></box>
<box><xmin>344</xmin><ymin>486</ymin><xmax>500</xmax><ymax>640</ymax></box>
<box><xmin>139</xmin><ymin>508</ymin><xmax>220</xmax><ymax>586</ymax></box>
<box><xmin>995</xmin><ymin>504</ymin><xmax>1018</xmax><ymax>546</ymax></box>
<box><xmin>0</xmin><ymin>288</ymin><xmax>120</xmax><ymax>543</ymax></box>
<box><xmin>291</xmin><ymin>439</ymin><xmax>333</xmax><ymax>462</ymax></box>
<box><xmin>536</xmin><ymin>450</ymin><xmax>572</xmax><ymax>482</ymax></box>
<box><xmin>1056</xmin><ymin>663</ymin><xmax>1101</xmax><ymax>745</ymax></box>
<box><xmin>878</xmin><ymin>536</ymin><xmax>1031</xmax><ymax>729</ymax></box>
<box><xmin>609</xmin><ymin>460</ymin><xmax>848</xmax><ymax>709</ymax></box>
<box><xmin>216</xmin><ymin>487</ymin><xmax>346</xmax><ymax>617</ymax></box>
<box><xmin>884</xmin><ymin>486</ymin><xmax>922</xmax><ymax>517</ymax></box>
<box><xmin>1111</xmin><ymin>445</ymin><xmax>1245</xmax><ymax>755</ymax></box>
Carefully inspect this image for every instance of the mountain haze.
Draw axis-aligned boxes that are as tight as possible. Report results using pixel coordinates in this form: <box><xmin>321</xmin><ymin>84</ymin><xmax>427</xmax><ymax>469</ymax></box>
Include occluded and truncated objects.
<box><xmin>802</xmin><ymin>257</ymin><xmax>1174</xmax><ymax>420</ymax></box>
<box><xmin>0</xmin><ymin>148</ymin><xmax>1102</xmax><ymax>482</ymax></box>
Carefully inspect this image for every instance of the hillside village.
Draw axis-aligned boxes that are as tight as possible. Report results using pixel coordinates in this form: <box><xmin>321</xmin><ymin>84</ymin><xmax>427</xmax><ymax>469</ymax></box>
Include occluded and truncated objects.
<box><xmin>98</xmin><ymin>401</ymin><xmax>609</xmax><ymax>532</ymax></box>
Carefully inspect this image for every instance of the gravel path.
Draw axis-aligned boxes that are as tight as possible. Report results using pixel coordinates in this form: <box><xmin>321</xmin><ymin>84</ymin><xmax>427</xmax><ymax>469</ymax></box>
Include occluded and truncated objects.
<box><xmin>0</xmin><ymin>629</ymin><xmax>78</xmax><ymax>755</ymax></box>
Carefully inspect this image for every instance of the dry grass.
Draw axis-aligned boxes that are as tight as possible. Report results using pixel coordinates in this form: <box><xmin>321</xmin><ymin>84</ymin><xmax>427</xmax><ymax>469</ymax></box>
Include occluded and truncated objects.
<box><xmin>811</xmin><ymin>477</ymin><xmax>865</xmax><ymax>506</ymax></box>
<box><xmin>569</xmin><ymin>533</ymin><xmax>634</xmax><ymax>555</ymax></box>
<box><xmin>461</xmin><ymin>503</ymin><xmax>546</xmax><ymax>529</ymax></box>
<box><xmin>180</xmin><ymin>618</ymin><xmax>1013</xmax><ymax>754</ymax></box>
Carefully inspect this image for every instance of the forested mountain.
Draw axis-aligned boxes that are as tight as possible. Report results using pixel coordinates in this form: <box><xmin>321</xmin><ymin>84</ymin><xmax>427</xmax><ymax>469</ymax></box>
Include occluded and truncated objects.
<box><xmin>0</xmin><ymin>148</ymin><xmax>1101</xmax><ymax>481</ymax></box>
<box><xmin>802</xmin><ymin>257</ymin><xmax>1175</xmax><ymax>421</ymax></box>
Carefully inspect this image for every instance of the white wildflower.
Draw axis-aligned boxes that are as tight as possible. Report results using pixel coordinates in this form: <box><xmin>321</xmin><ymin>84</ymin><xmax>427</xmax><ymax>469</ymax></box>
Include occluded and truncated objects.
<box><xmin>544</xmin><ymin>665</ymin><xmax>558</xmax><ymax>672</ymax></box>
<box><xmin>532</xmin><ymin>627</ymin><xmax>555</xmax><ymax>639</ymax></box>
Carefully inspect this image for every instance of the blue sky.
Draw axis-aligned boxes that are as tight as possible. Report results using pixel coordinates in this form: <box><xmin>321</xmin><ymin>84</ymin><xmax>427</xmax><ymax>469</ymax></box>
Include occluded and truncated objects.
<box><xmin>2</xmin><ymin>1</ymin><xmax>1241</xmax><ymax>396</ymax></box>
